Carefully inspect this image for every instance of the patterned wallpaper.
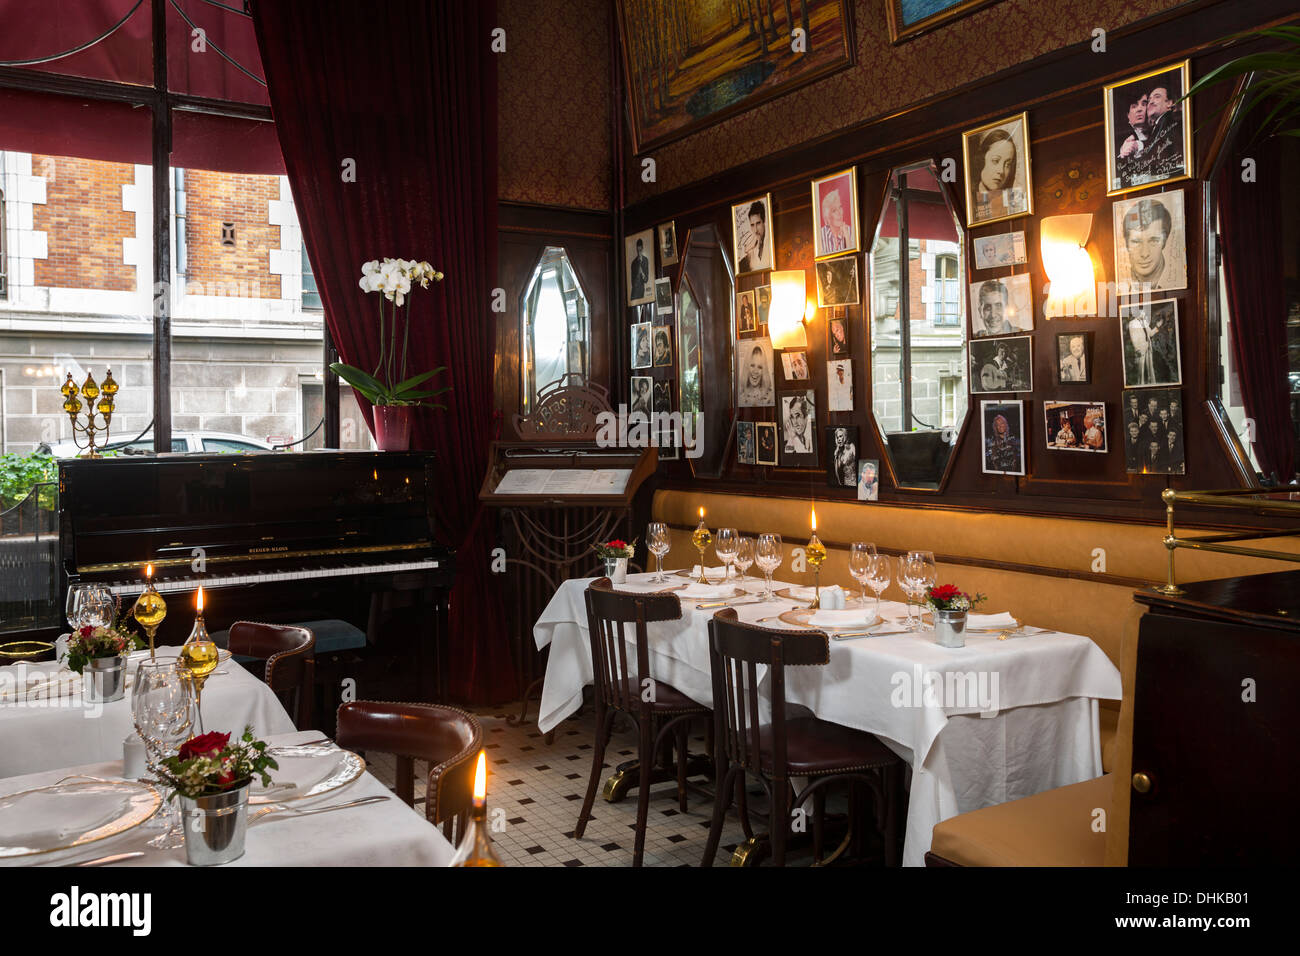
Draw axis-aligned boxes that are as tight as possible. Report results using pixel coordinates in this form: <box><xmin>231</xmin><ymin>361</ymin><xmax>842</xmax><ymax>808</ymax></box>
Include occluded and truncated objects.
<box><xmin>627</xmin><ymin>0</ymin><xmax>1188</xmax><ymax>202</ymax></box>
<box><xmin>497</xmin><ymin>0</ymin><xmax>613</xmax><ymax>211</ymax></box>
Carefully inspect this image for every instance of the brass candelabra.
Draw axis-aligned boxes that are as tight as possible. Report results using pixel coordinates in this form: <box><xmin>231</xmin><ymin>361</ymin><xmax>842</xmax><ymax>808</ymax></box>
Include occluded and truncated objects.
<box><xmin>61</xmin><ymin>369</ymin><xmax>119</xmax><ymax>459</ymax></box>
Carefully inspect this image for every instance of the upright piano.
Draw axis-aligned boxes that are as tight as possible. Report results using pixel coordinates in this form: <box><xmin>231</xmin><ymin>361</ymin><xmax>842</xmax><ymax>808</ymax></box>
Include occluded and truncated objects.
<box><xmin>58</xmin><ymin>450</ymin><xmax>455</xmax><ymax>705</ymax></box>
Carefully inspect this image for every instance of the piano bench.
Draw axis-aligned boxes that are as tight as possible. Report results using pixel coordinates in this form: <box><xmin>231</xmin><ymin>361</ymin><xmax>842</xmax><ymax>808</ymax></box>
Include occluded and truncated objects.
<box><xmin>291</xmin><ymin>619</ymin><xmax>367</xmax><ymax>655</ymax></box>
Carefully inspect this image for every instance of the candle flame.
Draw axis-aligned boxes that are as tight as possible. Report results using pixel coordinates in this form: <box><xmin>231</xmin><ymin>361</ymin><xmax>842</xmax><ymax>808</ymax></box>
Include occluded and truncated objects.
<box><xmin>197</xmin><ymin>586</ymin><xmax>204</xmax><ymax>613</ymax></box>
<box><xmin>811</xmin><ymin>508</ymin><xmax>817</xmax><ymax>532</ymax></box>
<box><xmin>699</xmin><ymin>506</ymin><xmax>704</xmax><ymax>518</ymax></box>
<box><xmin>473</xmin><ymin>750</ymin><xmax>487</xmax><ymax>802</ymax></box>
<box><xmin>146</xmin><ymin>563</ymin><xmax>153</xmax><ymax>579</ymax></box>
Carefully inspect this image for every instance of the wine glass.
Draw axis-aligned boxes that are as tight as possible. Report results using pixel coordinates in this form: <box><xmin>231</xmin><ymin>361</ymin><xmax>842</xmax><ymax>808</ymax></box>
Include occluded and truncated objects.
<box><xmin>901</xmin><ymin>552</ymin><xmax>926</xmax><ymax>630</ymax></box>
<box><xmin>65</xmin><ymin>584</ymin><xmax>89</xmax><ymax>632</ymax></box>
<box><xmin>912</xmin><ymin>551</ymin><xmax>938</xmax><ymax>630</ymax></box>
<box><xmin>865</xmin><ymin>553</ymin><xmax>892</xmax><ymax>620</ymax></box>
<box><xmin>755</xmin><ymin>533</ymin><xmax>783</xmax><ymax>601</ymax></box>
<box><xmin>849</xmin><ymin>542</ymin><xmax>876</xmax><ymax>606</ymax></box>
<box><xmin>133</xmin><ymin>659</ymin><xmax>198</xmax><ymax>848</ymax></box>
<box><xmin>715</xmin><ymin>528</ymin><xmax>738</xmax><ymax>582</ymax></box>
<box><xmin>734</xmin><ymin>537</ymin><xmax>755</xmax><ymax>585</ymax></box>
<box><xmin>79</xmin><ymin>585</ymin><xmax>115</xmax><ymax>629</ymax></box>
<box><xmin>647</xmin><ymin>522</ymin><xmax>670</xmax><ymax>583</ymax></box>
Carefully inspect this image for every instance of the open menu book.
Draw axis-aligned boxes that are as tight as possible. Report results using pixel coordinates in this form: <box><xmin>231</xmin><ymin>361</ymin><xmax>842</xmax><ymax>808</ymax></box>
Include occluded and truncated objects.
<box><xmin>492</xmin><ymin>468</ymin><xmax>633</xmax><ymax>497</ymax></box>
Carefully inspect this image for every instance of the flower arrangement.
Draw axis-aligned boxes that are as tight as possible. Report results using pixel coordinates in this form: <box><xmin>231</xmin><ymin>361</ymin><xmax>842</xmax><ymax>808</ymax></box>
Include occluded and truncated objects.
<box><xmin>925</xmin><ymin>585</ymin><xmax>987</xmax><ymax>613</ymax></box>
<box><xmin>155</xmin><ymin>727</ymin><xmax>278</xmax><ymax>801</ymax></box>
<box><xmin>329</xmin><ymin>258</ymin><xmax>452</xmax><ymax>407</ymax></box>
<box><xmin>592</xmin><ymin>538</ymin><xmax>636</xmax><ymax>559</ymax></box>
<box><xmin>65</xmin><ymin>622</ymin><xmax>144</xmax><ymax>674</ymax></box>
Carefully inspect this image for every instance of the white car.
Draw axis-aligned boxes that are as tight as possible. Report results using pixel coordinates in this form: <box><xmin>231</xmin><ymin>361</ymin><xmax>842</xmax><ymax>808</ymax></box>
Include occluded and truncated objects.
<box><xmin>37</xmin><ymin>431</ymin><xmax>277</xmax><ymax>458</ymax></box>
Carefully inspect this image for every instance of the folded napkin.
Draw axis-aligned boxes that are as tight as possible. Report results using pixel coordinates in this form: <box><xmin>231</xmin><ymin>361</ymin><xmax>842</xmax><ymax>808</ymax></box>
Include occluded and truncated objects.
<box><xmin>808</xmin><ymin>608</ymin><xmax>871</xmax><ymax>628</ymax></box>
<box><xmin>967</xmin><ymin>612</ymin><xmax>1018</xmax><ymax>630</ymax></box>
<box><xmin>681</xmin><ymin>583</ymin><xmax>736</xmax><ymax>599</ymax></box>
<box><xmin>254</xmin><ymin>749</ymin><xmax>344</xmax><ymax>799</ymax></box>
<box><xmin>688</xmin><ymin>565</ymin><xmax>730</xmax><ymax>580</ymax></box>
<box><xmin>782</xmin><ymin>586</ymin><xmax>818</xmax><ymax>602</ymax></box>
<box><xmin>0</xmin><ymin>789</ymin><xmax>130</xmax><ymax>850</ymax></box>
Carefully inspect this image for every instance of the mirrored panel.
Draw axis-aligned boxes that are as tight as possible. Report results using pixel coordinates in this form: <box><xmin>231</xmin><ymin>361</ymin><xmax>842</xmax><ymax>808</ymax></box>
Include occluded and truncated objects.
<box><xmin>676</xmin><ymin>224</ymin><xmax>735</xmax><ymax>477</ymax></box>
<box><xmin>869</xmin><ymin>163</ymin><xmax>968</xmax><ymax>490</ymax></box>
<box><xmin>520</xmin><ymin>246</ymin><xmax>590</xmax><ymax>414</ymax></box>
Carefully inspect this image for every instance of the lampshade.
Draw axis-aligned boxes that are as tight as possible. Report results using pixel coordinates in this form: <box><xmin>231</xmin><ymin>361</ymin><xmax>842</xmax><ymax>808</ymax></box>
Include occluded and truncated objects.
<box><xmin>768</xmin><ymin>270</ymin><xmax>808</xmax><ymax>349</ymax></box>
<box><xmin>1041</xmin><ymin>214</ymin><xmax>1097</xmax><ymax>318</ymax></box>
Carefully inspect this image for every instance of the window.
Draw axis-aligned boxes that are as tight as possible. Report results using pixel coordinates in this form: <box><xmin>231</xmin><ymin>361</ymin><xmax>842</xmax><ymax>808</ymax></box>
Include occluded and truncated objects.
<box><xmin>933</xmin><ymin>253</ymin><xmax>960</xmax><ymax>326</ymax></box>
<box><xmin>302</xmin><ymin>246</ymin><xmax>322</xmax><ymax>311</ymax></box>
<box><xmin>0</xmin><ymin>185</ymin><xmax>7</xmax><ymax>299</ymax></box>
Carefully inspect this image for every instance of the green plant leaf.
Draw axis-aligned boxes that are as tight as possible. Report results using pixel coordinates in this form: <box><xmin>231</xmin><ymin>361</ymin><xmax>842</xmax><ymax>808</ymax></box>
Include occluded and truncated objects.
<box><xmin>393</xmin><ymin>368</ymin><xmax>445</xmax><ymax>392</ymax></box>
<box><xmin>330</xmin><ymin>362</ymin><xmax>386</xmax><ymax>404</ymax></box>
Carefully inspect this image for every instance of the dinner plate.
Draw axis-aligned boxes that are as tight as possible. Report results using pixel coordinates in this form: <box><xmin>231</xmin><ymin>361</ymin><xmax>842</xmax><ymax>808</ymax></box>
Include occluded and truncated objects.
<box><xmin>777</xmin><ymin>607</ymin><xmax>878</xmax><ymax>630</ymax></box>
<box><xmin>680</xmin><ymin>584</ymin><xmax>747</xmax><ymax>600</ymax></box>
<box><xmin>773</xmin><ymin>586</ymin><xmax>853</xmax><ymax>604</ymax></box>
<box><xmin>249</xmin><ymin>745</ymin><xmax>365</xmax><ymax>804</ymax></box>
<box><xmin>965</xmin><ymin>616</ymin><xmax>1021</xmax><ymax>633</ymax></box>
<box><xmin>673</xmin><ymin>567</ymin><xmax>733</xmax><ymax>585</ymax></box>
<box><xmin>0</xmin><ymin>780</ymin><xmax>160</xmax><ymax>858</ymax></box>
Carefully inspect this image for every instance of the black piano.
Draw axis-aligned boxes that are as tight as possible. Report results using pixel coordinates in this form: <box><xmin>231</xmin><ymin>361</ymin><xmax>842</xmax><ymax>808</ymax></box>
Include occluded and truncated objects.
<box><xmin>58</xmin><ymin>450</ymin><xmax>455</xmax><ymax>713</ymax></box>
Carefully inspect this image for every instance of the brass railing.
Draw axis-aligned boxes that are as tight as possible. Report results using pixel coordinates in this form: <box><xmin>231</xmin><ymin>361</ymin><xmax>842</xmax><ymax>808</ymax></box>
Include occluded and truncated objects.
<box><xmin>1158</xmin><ymin>487</ymin><xmax>1300</xmax><ymax>595</ymax></box>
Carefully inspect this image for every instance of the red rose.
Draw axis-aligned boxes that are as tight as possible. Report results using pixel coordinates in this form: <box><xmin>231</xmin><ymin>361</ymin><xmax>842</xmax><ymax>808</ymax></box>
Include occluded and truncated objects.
<box><xmin>607</xmin><ymin>540</ymin><xmax>626</xmax><ymax>549</ymax></box>
<box><xmin>930</xmin><ymin>585</ymin><xmax>962</xmax><ymax>601</ymax></box>
<box><xmin>79</xmin><ymin>625</ymin><xmax>94</xmax><ymax>638</ymax></box>
<box><xmin>178</xmin><ymin>731</ymin><xmax>230</xmax><ymax>761</ymax></box>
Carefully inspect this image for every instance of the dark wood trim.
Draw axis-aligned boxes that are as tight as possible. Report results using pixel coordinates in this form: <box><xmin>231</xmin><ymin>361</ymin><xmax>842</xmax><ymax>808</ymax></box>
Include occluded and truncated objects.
<box><xmin>151</xmin><ymin>0</ymin><xmax>172</xmax><ymax>454</ymax></box>
<box><xmin>499</xmin><ymin>201</ymin><xmax>613</xmax><ymax>238</ymax></box>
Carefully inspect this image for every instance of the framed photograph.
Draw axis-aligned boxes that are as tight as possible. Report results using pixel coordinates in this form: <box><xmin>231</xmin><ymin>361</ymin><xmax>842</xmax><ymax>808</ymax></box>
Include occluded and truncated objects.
<box><xmin>857</xmin><ymin>459</ymin><xmax>880</xmax><ymax>501</ymax></box>
<box><xmin>970</xmin><ymin>335</ymin><xmax>1033</xmax><ymax>393</ymax></box>
<box><xmin>652</xmin><ymin>380</ymin><xmax>672</xmax><ymax>415</ymax></box>
<box><xmin>625</xmin><ymin>229</ymin><xmax>655</xmax><ymax>306</ymax></box>
<box><xmin>630</xmin><ymin>321</ymin><xmax>653</xmax><ymax>369</ymax></box>
<box><xmin>827</xmin><ymin>359</ymin><xmax>853</xmax><ymax>412</ymax></box>
<box><xmin>737</xmin><ymin>290</ymin><xmax>757</xmax><ymax>334</ymax></box>
<box><xmin>755</xmin><ymin>422</ymin><xmax>779</xmax><ymax>466</ymax></box>
<box><xmin>1120</xmin><ymin>298</ymin><xmax>1181</xmax><ymax>387</ymax></box>
<box><xmin>980</xmin><ymin>400</ymin><xmax>1026</xmax><ymax>476</ymax></box>
<box><xmin>886</xmin><ymin>0</ymin><xmax>1003</xmax><ymax>43</ymax></box>
<box><xmin>1056</xmin><ymin>331</ymin><xmax>1093</xmax><ymax>384</ymax></box>
<box><xmin>829</xmin><ymin>317</ymin><xmax>850</xmax><ymax>355</ymax></box>
<box><xmin>1123</xmin><ymin>388</ymin><xmax>1184</xmax><ymax>474</ymax></box>
<box><xmin>732</xmin><ymin>194</ymin><xmax>774</xmax><ymax>275</ymax></box>
<box><xmin>778</xmin><ymin>390</ymin><xmax>818</xmax><ymax>467</ymax></box>
<box><xmin>1112</xmin><ymin>190</ymin><xmax>1187</xmax><ymax>294</ymax></box>
<box><xmin>755</xmin><ymin>285</ymin><xmax>772</xmax><ymax>326</ymax></box>
<box><xmin>812</xmin><ymin>167</ymin><xmax>860</xmax><ymax>259</ymax></box>
<box><xmin>969</xmin><ymin>274</ymin><xmax>1032</xmax><ymax>336</ymax></box>
<box><xmin>1044</xmin><ymin>401</ymin><xmax>1108</xmax><ymax>453</ymax></box>
<box><xmin>815</xmin><ymin>255</ymin><xmax>860</xmax><ymax>307</ymax></box>
<box><xmin>973</xmin><ymin>231</ymin><xmax>1028</xmax><ymax>270</ymax></box>
<box><xmin>736</xmin><ymin>420</ymin><xmax>756</xmax><ymax>465</ymax></box>
<box><xmin>736</xmin><ymin>335</ymin><xmax>775</xmax><ymax>408</ymax></box>
<box><xmin>825</xmin><ymin>425</ymin><xmax>859</xmax><ymax>488</ymax></box>
<box><xmin>781</xmin><ymin>350</ymin><xmax>810</xmax><ymax>381</ymax></box>
<box><xmin>654</xmin><ymin>277</ymin><xmax>673</xmax><ymax>315</ymax></box>
<box><xmin>652</xmin><ymin>326</ymin><xmax>673</xmax><ymax>368</ymax></box>
<box><xmin>962</xmin><ymin>112</ymin><xmax>1033</xmax><ymax>227</ymax></box>
<box><xmin>1104</xmin><ymin>61</ymin><xmax>1193</xmax><ymax>196</ymax></box>
<box><xmin>629</xmin><ymin>375</ymin><xmax>652</xmax><ymax>417</ymax></box>
<box><xmin>657</xmin><ymin>221</ymin><xmax>678</xmax><ymax>266</ymax></box>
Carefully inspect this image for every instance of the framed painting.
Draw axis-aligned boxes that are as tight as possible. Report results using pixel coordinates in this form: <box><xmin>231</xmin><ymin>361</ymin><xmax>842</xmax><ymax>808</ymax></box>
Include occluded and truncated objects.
<box><xmin>886</xmin><ymin>0</ymin><xmax>1003</xmax><ymax>44</ymax></box>
<box><xmin>615</xmin><ymin>0</ymin><xmax>854</xmax><ymax>153</ymax></box>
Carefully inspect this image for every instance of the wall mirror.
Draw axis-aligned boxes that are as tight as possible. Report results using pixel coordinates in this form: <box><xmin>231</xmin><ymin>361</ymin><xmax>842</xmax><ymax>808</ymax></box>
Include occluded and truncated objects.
<box><xmin>677</xmin><ymin>224</ymin><xmax>735</xmax><ymax>478</ymax></box>
<box><xmin>520</xmin><ymin>246</ymin><xmax>591</xmax><ymax>415</ymax></box>
<box><xmin>869</xmin><ymin>162</ymin><xmax>968</xmax><ymax>490</ymax></box>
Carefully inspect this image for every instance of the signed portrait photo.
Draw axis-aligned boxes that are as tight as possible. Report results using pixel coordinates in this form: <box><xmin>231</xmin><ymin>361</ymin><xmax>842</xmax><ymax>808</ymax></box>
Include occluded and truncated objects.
<box><xmin>963</xmin><ymin>112</ymin><xmax>1033</xmax><ymax>226</ymax></box>
<box><xmin>732</xmin><ymin>194</ymin><xmax>774</xmax><ymax>275</ymax></box>
<box><xmin>1105</xmin><ymin>61</ymin><xmax>1192</xmax><ymax>195</ymax></box>
<box><xmin>1113</xmin><ymin>191</ymin><xmax>1187</xmax><ymax>294</ymax></box>
<box><xmin>980</xmin><ymin>400</ymin><xmax>1026</xmax><ymax>476</ymax></box>
<box><xmin>736</xmin><ymin>336</ymin><xmax>775</xmax><ymax>408</ymax></box>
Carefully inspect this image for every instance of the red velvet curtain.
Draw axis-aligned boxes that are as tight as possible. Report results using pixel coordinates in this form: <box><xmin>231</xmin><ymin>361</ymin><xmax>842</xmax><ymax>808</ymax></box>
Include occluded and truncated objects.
<box><xmin>1217</xmin><ymin>135</ymin><xmax>1296</xmax><ymax>483</ymax></box>
<box><xmin>251</xmin><ymin>0</ymin><xmax>517</xmax><ymax>703</ymax></box>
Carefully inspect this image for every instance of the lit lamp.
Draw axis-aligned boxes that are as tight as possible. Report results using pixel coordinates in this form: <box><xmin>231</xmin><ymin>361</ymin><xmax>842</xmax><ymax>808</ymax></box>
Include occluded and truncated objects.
<box><xmin>451</xmin><ymin>750</ymin><xmax>503</xmax><ymax>867</ymax></box>
<box><xmin>692</xmin><ymin>507</ymin><xmax>712</xmax><ymax>584</ymax></box>
<box><xmin>1041</xmin><ymin>214</ymin><xmax>1097</xmax><ymax>318</ymax></box>
<box><xmin>178</xmin><ymin>586</ymin><xmax>218</xmax><ymax>733</ymax></box>
<box><xmin>768</xmin><ymin>270</ymin><xmax>808</xmax><ymax>349</ymax></box>
<box><xmin>805</xmin><ymin>507</ymin><xmax>827</xmax><ymax>609</ymax></box>
<box><xmin>131</xmin><ymin>564</ymin><xmax>167</xmax><ymax>661</ymax></box>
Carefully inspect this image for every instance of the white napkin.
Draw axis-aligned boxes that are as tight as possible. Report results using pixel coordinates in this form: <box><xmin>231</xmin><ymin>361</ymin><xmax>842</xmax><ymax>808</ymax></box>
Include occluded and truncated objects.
<box><xmin>681</xmin><ymin>583</ymin><xmax>735</xmax><ymax>599</ymax></box>
<box><xmin>254</xmin><ymin>749</ymin><xmax>345</xmax><ymax>799</ymax></box>
<box><xmin>967</xmin><ymin>612</ymin><xmax>1018</xmax><ymax>629</ymax></box>
<box><xmin>820</xmin><ymin>586</ymin><xmax>847</xmax><ymax>610</ymax></box>
<box><xmin>809</xmin><ymin>608</ymin><xmax>871</xmax><ymax>628</ymax></box>
<box><xmin>0</xmin><ymin>663</ymin><xmax>81</xmax><ymax>703</ymax></box>
<box><xmin>782</xmin><ymin>586</ymin><xmax>818</xmax><ymax>602</ymax></box>
<box><xmin>0</xmin><ymin>789</ymin><xmax>130</xmax><ymax>849</ymax></box>
<box><xmin>688</xmin><ymin>565</ymin><xmax>729</xmax><ymax>580</ymax></box>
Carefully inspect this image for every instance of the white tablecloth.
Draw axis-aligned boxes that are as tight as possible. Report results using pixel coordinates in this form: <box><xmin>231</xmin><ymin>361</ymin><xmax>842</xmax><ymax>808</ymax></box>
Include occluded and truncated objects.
<box><xmin>0</xmin><ymin>646</ymin><xmax>298</xmax><ymax>778</ymax></box>
<box><xmin>535</xmin><ymin>573</ymin><xmax>1122</xmax><ymax>866</ymax></box>
<box><xmin>0</xmin><ymin>730</ymin><xmax>455</xmax><ymax>867</ymax></box>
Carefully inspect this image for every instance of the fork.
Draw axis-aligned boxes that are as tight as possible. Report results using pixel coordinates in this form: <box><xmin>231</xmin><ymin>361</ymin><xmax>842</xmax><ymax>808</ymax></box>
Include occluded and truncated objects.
<box><xmin>250</xmin><ymin>794</ymin><xmax>390</xmax><ymax>822</ymax></box>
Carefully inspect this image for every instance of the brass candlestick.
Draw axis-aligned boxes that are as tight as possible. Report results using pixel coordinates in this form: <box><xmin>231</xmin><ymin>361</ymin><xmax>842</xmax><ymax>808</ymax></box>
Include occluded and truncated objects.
<box><xmin>806</xmin><ymin>531</ymin><xmax>827</xmax><ymax>610</ymax></box>
<box><xmin>61</xmin><ymin>368</ymin><xmax>119</xmax><ymax>459</ymax></box>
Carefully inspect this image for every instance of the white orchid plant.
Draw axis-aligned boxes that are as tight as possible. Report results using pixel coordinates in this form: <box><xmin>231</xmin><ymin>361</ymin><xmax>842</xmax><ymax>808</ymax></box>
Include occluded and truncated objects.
<box><xmin>329</xmin><ymin>258</ymin><xmax>452</xmax><ymax>407</ymax></box>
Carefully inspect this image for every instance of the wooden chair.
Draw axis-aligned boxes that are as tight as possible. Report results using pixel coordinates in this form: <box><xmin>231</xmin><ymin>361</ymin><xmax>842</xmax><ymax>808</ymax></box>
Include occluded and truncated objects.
<box><xmin>575</xmin><ymin>577</ymin><xmax>710</xmax><ymax>867</ymax></box>
<box><xmin>335</xmin><ymin>700</ymin><xmax>482</xmax><ymax>842</ymax></box>
<box><xmin>702</xmin><ymin>609</ymin><xmax>903</xmax><ymax>867</ymax></box>
<box><xmin>227</xmin><ymin>621</ymin><xmax>315</xmax><ymax>730</ymax></box>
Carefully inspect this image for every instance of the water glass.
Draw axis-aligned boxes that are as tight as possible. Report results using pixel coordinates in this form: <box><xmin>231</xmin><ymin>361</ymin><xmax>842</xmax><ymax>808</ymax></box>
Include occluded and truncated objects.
<box><xmin>133</xmin><ymin>659</ymin><xmax>198</xmax><ymax>849</ymax></box>
<box><xmin>755</xmin><ymin>533</ymin><xmax>783</xmax><ymax>601</ymax></box>
<box><xmin>715</xmin><ymin>528</ymin><xmax>738</xmax><ymax>581</ymax></box>
<box><xmin>849</xmin><ymin>542</ymin><xmax>876</xmax><ymax>606</ymax></box>
<box><xmin>734</xmin><ymin>537</ymin><xmax>755</xmax><ymax>584</ymax></box>
<box><xmin>911</xmin><ymin>550</ymin><xmax>937</xmax><ymax>630</ymax></box>
<box><xmin>647</xmin><ymin>522</ymin><xmax>670</xmax><ymax>583</ymax></box>
<box><xmin>866</xmin><ymin>553</ymin><xmax>892</xmax><ymax>620</ymax></box>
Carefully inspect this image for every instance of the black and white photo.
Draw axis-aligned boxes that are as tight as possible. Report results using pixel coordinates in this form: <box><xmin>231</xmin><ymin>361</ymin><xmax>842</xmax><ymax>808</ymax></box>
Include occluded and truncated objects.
<box><xmin>625</xmin><ymin>228</ymin><xmax>654</xmax><ymax>306</ymax></box>
<box><xmin>826</xmin><ymin>425</ymin><xmax>859</xmax><ymax>488</ymax></box>
<box><xmin>630</xmin><ymin>375</ymin><xmax>652</xmax><ymax>417</ymax></box>
<box><xmin>652</xmin><ymin>326</ymin><xmax>673</xmax><ymax>368</ymax></box>
<box><xmin>815</xmin><ymin>255</ymin><xmax>860</xmax><ymax>307</ymax></box>
<box><xmin>973</xmin><ymin>232</ymin><xmax>1028</xmax><ymax>269</ymax></box>
<box><xmin>654</xmin><ymin>277</ymin><xmax>673</xmax><ymax>315</ymax></box>
<box><xmin>1124</xmin><ymin>387</ymin><xmax>1185</xmax><ymax>474</ymax></box>
<box><xmin>779</xmin><ymin>390</ymin><xmax>818</xmax><ymax>467</ymax></box>
<box><xmin>970</xmin><ymin>335</ymin><xmax>1033</xmax><ymax>393</ymax></box>
<box><xmin>756</xmin><ymin>421</ymin><xmax>778</xmax><ymax>465</ymax></box>
<box><xmin>1120</xmin><ymin>298</ymin><xmax>1181</xmax><ymax>387</ymax></box>
<box><xmin>827</xmin><ymin>359</ymin><xmax>853</xmax><ymax>411</ymax></box>
<box><xmin>1113</xmin><ymin>191</ymin><xmax>1187</xmax><ymax>293</ymax></box>
<box><xmin>970</xmin><ymin>274</ymin><xmax>1033</xmax><ymax>336</ymax></box>
<box><xmin>652</xmin><ymin>380</ymin><xmax>672</xmax><ymax>415</ymax></box>
<box><xmin>980</xmin><ymin>400</ymin><xmax>1026</xmax><ymax>476</ymax></box>
<box><xmin>857</xmin><ymin>459</ymin><xmax>880</xmax><ymax>501</ymax></box>
<box><xmin>1105</xmin><ymin>61</ymin><xmax>1192</xmax><ymax>195</ymax></box>
<box><xmin>781</xmin><ymin>350</ymin><xmax>810</xmax><ymax>381</ymax></box>
<box><xmin>829</xmin><ymin>317</ymin><xmax>850</xmax><ymax>355</ymax></box>
<box><xmin>1057</xmin><ymin>331</ymin><xmax>1092</xmax><ymax>384</ymax></box>
<box><xmin>658</xmin><ymin>220</ymin><xmax>679</xmax><ymax>266</ymax></box>
<box><xmin>630</xmin><ymin>321</ymin><xmax>652</xmax><ymax>369</ymax></box>
<box><xmin>962</xmin><ymin>112</ymin><xmax>1033</xmax><ymax>226</ymax></box>
<box><xmin>732</xmin><ymin>194</ymin><xmax>774</xmax><ymax>274</ymax></box>
<box><xmin>736</xmin><ymin>335</ymin><xmax>775</xmax><ymax>407</ymax></box>
<box><xmin>737</xmin><ymin>290</ymin><xmax>757</xmax><ymax>334</ymax></box>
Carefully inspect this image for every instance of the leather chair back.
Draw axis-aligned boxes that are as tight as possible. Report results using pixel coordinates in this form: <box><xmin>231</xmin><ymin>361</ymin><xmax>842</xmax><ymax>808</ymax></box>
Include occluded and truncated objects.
<box><xmin>582</xmin><ymin>577</ymin><xmax>681</xmax><ymax>716</ymax></box>
<box><xmin>228</xmin><ymin>620</ymin><xmax>315</xmax><ymax>729</ymax></box>
<box><xmin>335</xmin><ymin>700</ymin><xmax>482</xmax><ymax>841</ymax></box>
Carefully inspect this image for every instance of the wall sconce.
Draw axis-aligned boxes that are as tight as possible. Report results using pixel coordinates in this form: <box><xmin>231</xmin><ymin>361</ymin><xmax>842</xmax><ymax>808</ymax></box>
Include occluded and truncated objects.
<box><xmin>1041</xmin><ymin>214</ymin><xmax>1097</xmax><ymax>318</ymax></box>
<box><xmin>768</xmin><ymin>270</ymin><xmax>808</xmax><ymax>349</ymax></box>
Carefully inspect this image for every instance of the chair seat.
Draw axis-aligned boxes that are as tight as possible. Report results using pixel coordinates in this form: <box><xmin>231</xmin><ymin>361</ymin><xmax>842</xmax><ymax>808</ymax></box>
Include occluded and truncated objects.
<box><xmin>929</xmin><ymin>774</ymin><xmax>1112</xmax><ymax>867</ymax></box>
<box><xmin>616</xmin><ymin>676</ymin><xmax>708</xmax><ymax>714</ymax></box>
<box><xmin>758</xmin><ymin>716</ymin><xmax>899</xmax><ymax>776</ymax></box>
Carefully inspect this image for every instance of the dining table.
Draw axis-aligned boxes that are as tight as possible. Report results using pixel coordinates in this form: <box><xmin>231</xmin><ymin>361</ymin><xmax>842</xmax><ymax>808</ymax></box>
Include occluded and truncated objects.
<box><xmin>534</xmin><ymin>570</ymin><xmax>1122</xmax><ymax>867</ymax></box>
<box><xmin>0</xmin><ymin>729</ymin><xmax>456</xmax><ymax>866</ymax></box>
<box><xmin>0</xmin><ymin>645</ymin><xmax>298</xmax><ymax>778</ymax></box>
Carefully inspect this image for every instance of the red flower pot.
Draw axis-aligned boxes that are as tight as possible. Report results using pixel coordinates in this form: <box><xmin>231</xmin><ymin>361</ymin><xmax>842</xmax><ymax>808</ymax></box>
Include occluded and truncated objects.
<box><xmin>373</xmin><ymin>405</ymin><xmax>413</xmax><ymax>451</ymax></box>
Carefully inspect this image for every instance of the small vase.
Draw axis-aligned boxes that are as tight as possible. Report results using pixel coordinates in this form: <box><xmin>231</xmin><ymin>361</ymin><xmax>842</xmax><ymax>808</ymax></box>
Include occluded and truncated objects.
<box><xmin>180</xmin><ymin>782</ymin><xmax>251</xmax><ymax>866</ymax></box>
<box><xmin>373</xmin><ymin>405</ymin><xmax>413</xmax><ymax>451</ymax></box>
<box><xmin>933</xmin><ymin>609</ymin><xmax>967</xmax><ymax>648</ymax></box>
<box><xmin>603</xmin><ymin>556</ymin><xmax>628</xmax><ymax>584</ymax></box>
<box><xmin>83</xmin><ymin>654</ymin><xmax>128</xmax><ymax>703</ymax></box>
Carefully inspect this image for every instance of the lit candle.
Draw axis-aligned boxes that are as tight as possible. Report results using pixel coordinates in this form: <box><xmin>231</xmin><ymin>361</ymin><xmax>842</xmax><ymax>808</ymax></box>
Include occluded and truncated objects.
<box><xmin>145</xmin><ymin>563</ymin><xmax>153</xmax><ymax>581</ymax></box>
<box><xmin>472</xmin><ymin>749</ymin><xmax>487</xmax><ymax>810</ymax></box>
<box><xmin>811</xmin><ymin>508</ymin><xmax>817</xmax><ymax>532</ymax></box>
<box><xmin>699</xmin><ymin>507</ymin><xmax>704</xmax><ymax>519</ymax></box>
<box><xmin>196</xmin><ymin>586</ymin><xmax>204</xmax><ymax>615</ymax></box>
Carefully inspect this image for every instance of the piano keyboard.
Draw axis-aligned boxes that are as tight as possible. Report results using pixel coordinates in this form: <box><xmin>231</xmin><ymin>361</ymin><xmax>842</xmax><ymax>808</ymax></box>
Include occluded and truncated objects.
<box><xmin>103</xmin><ymin>558</ymin><xmax>442</xmax><ymax>597</ymax></box>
